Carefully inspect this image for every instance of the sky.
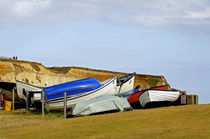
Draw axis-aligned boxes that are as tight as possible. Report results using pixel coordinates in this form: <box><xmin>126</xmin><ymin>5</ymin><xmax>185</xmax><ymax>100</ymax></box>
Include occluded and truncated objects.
<box><xmin>0</xmin><ymin>0</ymin><xmax>209</xmax><ymax>104</ymax></box>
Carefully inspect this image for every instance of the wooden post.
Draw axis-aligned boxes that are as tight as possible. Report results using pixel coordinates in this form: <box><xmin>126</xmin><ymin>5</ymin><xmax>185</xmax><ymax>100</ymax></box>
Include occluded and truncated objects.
<box><xmin>0</xmin><ymin>91</ymin><xmax>2</xmax><ymax>111</ymax></box>
<box><xmin>26</xmin><ymin>91</ymin><xmax>29</xmax><ymax>114</ymax></box>
<box><xmin>42</xmin><ymin>90</ymin><xmax>45</xmax><ymax>117</ymax></box>
<box><xmin>64</xmin><ymin>92</ymin><xmax>67</xmax><ymax>119</ymax></box>
<box><xmin>12</xmin><ymin>88</ymin><xmax>15</xmax><ymax>111</ymax></box>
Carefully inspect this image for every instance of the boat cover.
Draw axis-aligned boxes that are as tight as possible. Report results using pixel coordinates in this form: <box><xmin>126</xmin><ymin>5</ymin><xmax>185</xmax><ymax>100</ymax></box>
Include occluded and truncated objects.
<box><xmin>71</xmin><ymin>95</ymin><xmax>132</xmax><ymax>116</ymax></box>
<box><xmin>44</xmin><ymin>78</ymin><xmax>102</xmax><ymax>101</ymax></box>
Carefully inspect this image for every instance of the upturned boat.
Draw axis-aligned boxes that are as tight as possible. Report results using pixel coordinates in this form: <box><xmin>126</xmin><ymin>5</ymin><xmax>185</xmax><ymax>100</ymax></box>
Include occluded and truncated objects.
<box><xmin>44</xmin><ymin>75</ymin><xmax>118</xmax><ymax>110</ymax></box>
<box><xmin>139</xmin><ymin>89</ymin><xmax>180</xmax><ymax>108</ymax></box>
<box><xmin>16</xmin><ymin>80</ymin><xmax>43</xmax><ymax>101</ymax></box>
<box><xmin>127</xmin><ymin>85</ymin><xmax>171</xmax><ymax>108</ymax></box>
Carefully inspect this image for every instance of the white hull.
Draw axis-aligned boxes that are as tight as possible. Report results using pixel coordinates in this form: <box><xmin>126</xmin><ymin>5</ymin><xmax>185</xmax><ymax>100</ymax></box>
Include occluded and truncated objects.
<box><xmin>16</xmin><ymin>80</ymin><xmax>43</xmax><ymax>100</ymax></box>
<box><xmin>139</xmin><ymin>90</ymin><xmax>180</xmax><ymax>107</ymax></box>
<box><xmin>116</xmin><ymin>76</ymin><xmax>135</xmax><ymax>96</ymax></box>
<box><xmin>45</xmin><ymin>76</ymin><xmax>118</xmax><ymax>110</ymax></box>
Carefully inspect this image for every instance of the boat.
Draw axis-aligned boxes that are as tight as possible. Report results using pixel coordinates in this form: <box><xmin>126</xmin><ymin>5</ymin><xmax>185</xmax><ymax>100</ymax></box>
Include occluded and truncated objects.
<box><xmin>71</xmin><ymin>95</ymin><xmax>132</xmax><ymax>116</ymax></box>
<box><xmin>16</xmin><ymin>80</ymin><xmax>43</xmax><ymax>101</ymax></box>
<box><xmin>127</xmin><ymin>85</ymin><xmax>171</xmax><ymax>108</ymax></box>
<box><xmin>0</xmin><ymin>81</ymin><xmax>19</xmax><ymax>101</ymax></box>
<box><xmin>0</xmin><ymin>93</ymin><xmax>11</xmax><ymax>108</ymax></box>
<box><xmin>139</xmin><ymin>89</ymin><xmax>180</xmax><ymax>108</ymax></box>
<box><xmin>44</xmin><ymin>75</ymin><xmax>118</xmax><ymax>110</ymax></box>
<box><xmin>116</xmin><ymin>72</ymin><xmax>135</xmax><ymax>97</ymax></box>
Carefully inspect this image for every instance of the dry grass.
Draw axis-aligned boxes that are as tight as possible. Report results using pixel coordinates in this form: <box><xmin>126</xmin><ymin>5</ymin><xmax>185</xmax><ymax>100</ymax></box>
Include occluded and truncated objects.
<box><xmin>0</xmin><ymin>104</ymin><xmax>210</xmax><ymax>139</ymax></box>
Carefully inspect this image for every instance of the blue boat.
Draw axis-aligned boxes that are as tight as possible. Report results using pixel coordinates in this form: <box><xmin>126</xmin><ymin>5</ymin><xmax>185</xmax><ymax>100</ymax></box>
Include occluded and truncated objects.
<box><xmin>44</xmin><ymin>78</ymin><xmax>102</xmax><ymax>101</ymax></box>
<box><xmin>44</xmin><ymin>75</ymin><xmax>118</xmax><ymax>110</ymax></box>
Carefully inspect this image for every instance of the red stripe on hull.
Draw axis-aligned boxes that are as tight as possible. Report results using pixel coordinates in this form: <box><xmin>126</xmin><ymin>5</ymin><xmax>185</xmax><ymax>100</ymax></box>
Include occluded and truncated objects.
<box><xmin>47</xmin><ymin>86</ymin><xmax>97</xmax><ymax>97</ymax></box>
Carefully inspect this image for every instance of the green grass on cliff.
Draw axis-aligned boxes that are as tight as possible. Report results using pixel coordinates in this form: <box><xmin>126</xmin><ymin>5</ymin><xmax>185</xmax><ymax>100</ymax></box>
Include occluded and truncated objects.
<box><xmin>0</xmin><ymin>104</ymin><xmax>210</xmax><ymax>139</ymax></box>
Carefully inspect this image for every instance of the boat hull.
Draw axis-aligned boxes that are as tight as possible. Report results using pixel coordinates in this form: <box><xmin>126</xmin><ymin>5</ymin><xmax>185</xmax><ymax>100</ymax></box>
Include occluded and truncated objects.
<box><xmin>139</xmin><ymin>89</ymin><xmax>180</xmax><ymax>108</ymax></box>
<box><xmin>116</xmin><ymin>73</ymin><xmax>135</xmax><ymax>97</ymax></box>
<box><xmin>128</xmin><ymin>85</ymin><xmax>171</xmax><ymax>104</ymax></box>
<box><xmin>44</xmin><ymin>78</ymin><xmax>102</xmax><ymax>101</ymax></box>
<box><xmin>16</xmin><ymin>80</ymin><xmax>43</xmax><ymax>100</ymax></box>
<box><xmin>45</xmin><ymin>76</ymin><xmax>118</xmax><ymax>110</ymax></box>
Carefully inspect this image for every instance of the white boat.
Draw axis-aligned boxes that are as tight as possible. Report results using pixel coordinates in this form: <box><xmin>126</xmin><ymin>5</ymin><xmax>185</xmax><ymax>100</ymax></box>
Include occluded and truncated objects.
<box><xmin>116</xmin><ymin>73</ymin><xmax>135</xmax><ymax>97</ymax></box>
<box><xmin>16</xmin><ymin>80</ymin><xmax>43</xmax><ymax>101</ymax></box>
<box><xmin>139</xmin><ymin>89</ymin><xmax>180</xmax><ymax>108</ymax></box>
<box><xmin>45</xmin><ymin>75</ymin><xmax>118</xmax><ymax>111</ymax></box>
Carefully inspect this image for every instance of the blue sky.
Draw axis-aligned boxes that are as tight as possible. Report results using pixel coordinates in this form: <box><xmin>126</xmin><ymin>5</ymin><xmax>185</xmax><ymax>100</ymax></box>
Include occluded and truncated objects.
<box><xmin>0</xmin><ymin>0</ymin><xmax>210</xmax><ymax>104</ymax></box>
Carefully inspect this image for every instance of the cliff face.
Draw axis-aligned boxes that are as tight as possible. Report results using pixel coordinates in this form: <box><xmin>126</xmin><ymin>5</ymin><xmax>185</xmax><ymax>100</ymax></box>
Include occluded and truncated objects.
<box><xmin>0</xmin><ymin>58</ymin><xmax>168</xmax><ymax>90</ymax></box>
<box><xmin>0</xmin><ymin>59</ymin><xmax>79</xmax><ymax>87</ymax></box>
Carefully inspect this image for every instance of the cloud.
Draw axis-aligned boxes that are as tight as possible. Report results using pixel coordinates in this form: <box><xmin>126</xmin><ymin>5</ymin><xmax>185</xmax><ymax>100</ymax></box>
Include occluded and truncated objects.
<box><xmin>12</xmin><ymin>0</ymin><xmax>51</xmax><ymax>17</ymax></box>
<box><xmin>0</xmin><ymin>0</ymin><xmax>51</xmax><ymax>16</ymax></box>
<box><xmin>0</xmin><ymin>0</ymin><xmax>210</xmax><ymax>34</ymax></box>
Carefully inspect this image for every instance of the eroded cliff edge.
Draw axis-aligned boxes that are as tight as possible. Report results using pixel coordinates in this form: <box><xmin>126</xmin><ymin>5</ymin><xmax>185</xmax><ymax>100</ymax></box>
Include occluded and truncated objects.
<box><xmin>0</xmin><ymin>58</ymin><xmax>168</xmax><ymax>90</ymax></box>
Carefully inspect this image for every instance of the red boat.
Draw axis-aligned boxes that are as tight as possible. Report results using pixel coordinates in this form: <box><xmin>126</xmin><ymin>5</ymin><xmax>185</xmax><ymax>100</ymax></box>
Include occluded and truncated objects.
<box><xmin>0</xmin><ymin>93</ymin><xmax>11</xmax><ymax>107</ymax></box>
<box><xmin>127</xmin><ymin>85</ymin><xmax>171</xmax><ymax>108</ymax></box>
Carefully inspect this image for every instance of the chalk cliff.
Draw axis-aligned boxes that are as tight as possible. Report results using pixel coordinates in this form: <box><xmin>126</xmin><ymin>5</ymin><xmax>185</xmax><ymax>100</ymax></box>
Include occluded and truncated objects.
<box><xmin>0</xmin><ymin>58</ymin><xmax>168</xmax><ymax>90</ymax></box>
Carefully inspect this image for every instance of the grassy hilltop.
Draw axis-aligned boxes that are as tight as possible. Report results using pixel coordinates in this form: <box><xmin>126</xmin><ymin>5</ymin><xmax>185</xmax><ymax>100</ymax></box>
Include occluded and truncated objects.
<box><xmin>0</xmin><ymin>104</ymin><xmax>210</xmax><ymax>139</ymax></box>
